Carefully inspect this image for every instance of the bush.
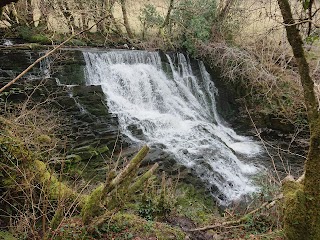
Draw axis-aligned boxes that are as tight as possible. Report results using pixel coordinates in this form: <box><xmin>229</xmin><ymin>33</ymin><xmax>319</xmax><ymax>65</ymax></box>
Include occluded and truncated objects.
<box><xmin>171</xmin><ymin>0</ymin><xmax>217</xmax><ymax>53</ymax></box>
<box><xmin>139</xmin><ymin>4</ymin><xmax>163</xmax><ymax>38</ymax></box>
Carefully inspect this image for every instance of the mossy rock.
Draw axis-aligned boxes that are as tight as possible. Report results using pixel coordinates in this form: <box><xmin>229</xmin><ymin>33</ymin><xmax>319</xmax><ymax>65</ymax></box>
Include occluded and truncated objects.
<box><xmin>71</xmin><ymin>145</ymin><xmax>99</xmax><ymax>160</ymax></box>
<box><xmin>52</xmin><ymin>51</ymin><xmax>86</xmax><ymax>85</ymax></box>
<box><xmin>17</xmin><ymin>26</ymin><xmax>51</xmax><ymax>44</ymax></box>
<box><xmin>72</xmin><ymin>85</ymin><xmax>110</xmax><ymax>116</ymax></box>
<box><xmin>70</xmin><ymin>145</ymin><xmax>109</xmax><ymax>161</ymax></box>
<box><xmin>97</xmin><ymin>145</ymin><xmax>109</xmax><ymax>154</ymax></box>
<box><xmin>95</xmin><ymin>212</ymin><xmax>185</xmax><ymax>240</ymax></box>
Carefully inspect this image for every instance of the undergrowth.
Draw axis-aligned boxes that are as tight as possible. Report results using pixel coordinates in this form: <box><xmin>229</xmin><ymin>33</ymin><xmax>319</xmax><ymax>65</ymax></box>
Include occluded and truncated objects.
<box><xmin>0</xmin><ymin>102</ymin><xmax>186</xmax><ymax>239</ymax></box>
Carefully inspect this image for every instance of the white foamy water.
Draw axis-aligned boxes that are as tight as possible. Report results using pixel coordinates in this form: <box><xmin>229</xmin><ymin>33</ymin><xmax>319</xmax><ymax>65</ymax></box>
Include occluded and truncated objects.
<box><xmin>83</xmin><ymin>50</ymin><xmax>262</xmax><ymax>205</ymax></box>
<box><xmin>3</xmin><ymin>39</ymin><xmax>13</xmax><ymax>46</ymax></box>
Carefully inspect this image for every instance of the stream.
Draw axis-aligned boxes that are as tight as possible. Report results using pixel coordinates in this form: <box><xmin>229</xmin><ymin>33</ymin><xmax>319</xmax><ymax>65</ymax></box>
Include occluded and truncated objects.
<box><xmin>83</xmin><ymin>50</ymin><xmax>263</xmax><ymax>205</ymax></box>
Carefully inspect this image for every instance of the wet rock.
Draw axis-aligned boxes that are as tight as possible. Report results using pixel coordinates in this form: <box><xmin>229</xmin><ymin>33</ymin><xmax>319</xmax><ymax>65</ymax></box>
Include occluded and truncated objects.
<box><xmin>0</xmin><ymin>49</ymin><xmax>126</xmax><ymax>179</ymax></box>
<box><xmin>52</xmin><ymin>56</ymin><xmax>86</xmax><ymax>86</ymax></box>
<box><xmin>0</xmin><ymin>49</ymin><xmax>40</xmax><ymax>74</ymax></box>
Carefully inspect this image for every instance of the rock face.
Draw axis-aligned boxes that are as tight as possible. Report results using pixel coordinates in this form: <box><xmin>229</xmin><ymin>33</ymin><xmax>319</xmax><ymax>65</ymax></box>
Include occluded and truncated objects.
<box><xmin>1</xmin><ymin>49</ymin><xmax>122</xmax><ymax>149</ymax></box>
<box><xmin>0</xmin><ymin>48</ymin><xmax>128</xmax><ymax>182</ymax></box>
<box><xmin>0</xmin><ymin>49</ymin><xmax>41</xmax><ymax>78</ymax></box>
<box><xmin>0</xmin><ymin>47</ymin><xmax>214</xmax><ymax>190</ymax></box>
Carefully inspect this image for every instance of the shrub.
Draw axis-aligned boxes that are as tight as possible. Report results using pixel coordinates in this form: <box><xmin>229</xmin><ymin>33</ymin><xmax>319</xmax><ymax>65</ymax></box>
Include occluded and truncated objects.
<box><xmin>171</xmin><ymin>0</ymin><xmax>217</xmax><ymax>53</ymax></box>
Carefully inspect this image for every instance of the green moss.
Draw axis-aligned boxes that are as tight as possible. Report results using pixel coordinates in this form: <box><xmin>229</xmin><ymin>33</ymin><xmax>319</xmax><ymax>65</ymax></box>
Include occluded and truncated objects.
<box><xmin>36</xmin><ymin>134</ymin><xmax>52</xmax><ymax>144</ymax></box>
<box><xmin>50</xmin><ymin>207</ymin><xmax>64</xmax><ymax>230</ymax></box>
<box><xmin>17</xmin><ymin>26</ymin><xmax>51</xmax><ymax>44</ymax></box>
<box><xmin>0</xmin><ymin>134</ymin><xmax>32</xmax><ymax>164</ymax></box>
<box><xmin>34</xmin><ymin>160</ymin><xmax>77</xmax><ymax>199</ymax></box>
<box><xmin>65</xmin><ymin>154</ymin><xmax>82</xmax><ymax>163</ymax></box>
<box><xmin>96</xmin><ymin>212</ymin><xmax>185</xmax><ymax>240</ymax></box>
<box><xmin>81</xmin><ymin>184</ymin><xmax>104</xmax><ymax>224</ymax></box>
<box><xmin>0</xmin><ymin>134</ymin><xmax>29</xmax><ymax>189</ymax></box>
<box><xmin>30</xmin><ymin>34</ymin><xmax>51</xmax><ymax>44</ymax></box>
<box><xmin>0</xmin><ymin>130</ymin><xmax>85</xmax><ymax>202</ymax></box>
<box><xmin>97</xmin><ymin>145</ymin><xmax>109</xmax><ymax>154</ymax></box>
<box><xmin>71</xmin><ymin>145</ymin><xmax>100</xmax><ymax>160</ymax></box>
<box><xmin>282</xmin><ymin>180</ymin><xmax>307</xmax><ymax>240</ymax></box>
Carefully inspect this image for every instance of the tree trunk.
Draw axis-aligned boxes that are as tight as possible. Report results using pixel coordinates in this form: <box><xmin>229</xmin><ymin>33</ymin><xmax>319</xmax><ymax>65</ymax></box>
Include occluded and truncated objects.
<box><xmin>307</xmin><ymin>0</ymin><xmax>314</xmax><ymax>36</ymax></box>
<box><xmin>277</xmin><ymin>0</ymin><xmax>320</xmax><ymax>239</ymax></box>
<box><xmin>106</xmin><ymin>0</ymin><xmax>123</xmax><ymax>35</ymax></box>
<box><xmin>161</xmin><ymin>0</ymin><xmax>174</xmax><ymax>29</ymax></box>
<box><xmin>120</xmin><ymin>0</ymin><xmax>134</xmax><ymax>38</ymax></box>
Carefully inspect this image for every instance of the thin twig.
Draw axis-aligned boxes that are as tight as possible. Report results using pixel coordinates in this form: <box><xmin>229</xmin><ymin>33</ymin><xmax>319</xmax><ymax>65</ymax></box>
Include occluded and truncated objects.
<box><xmin>245</xmin><ymin>104</ymin><xmax>282</xmax><ymax>184</ymax></box>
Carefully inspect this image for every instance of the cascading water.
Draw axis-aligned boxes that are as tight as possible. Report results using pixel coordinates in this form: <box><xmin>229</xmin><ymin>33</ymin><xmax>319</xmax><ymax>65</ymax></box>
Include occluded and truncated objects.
<box><xmin>83</xmin><ymin>50</ymin><xmax>262</xmax><ymax>205</ymax></box>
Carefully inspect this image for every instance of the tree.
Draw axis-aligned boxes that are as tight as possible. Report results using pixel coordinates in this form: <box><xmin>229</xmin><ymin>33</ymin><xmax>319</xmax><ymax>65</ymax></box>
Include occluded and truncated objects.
<box><xmin>160</xmin><ymin>0</ymin><xmax>174</xmax><ymax>30</ymax></box>
<box><xmin>277</xmin><ymin>0</ymin><xmax>320</xmax><ymax>239</ymax></box>
<box><xmin>104</xmin><ymin>0</ymin><xmax>123</xmax><ymax>35</ymax></box>
<box><xmin>120</xmin><ymin>0</ymin><xmax>134</xmax><ymax>38</ymax></box>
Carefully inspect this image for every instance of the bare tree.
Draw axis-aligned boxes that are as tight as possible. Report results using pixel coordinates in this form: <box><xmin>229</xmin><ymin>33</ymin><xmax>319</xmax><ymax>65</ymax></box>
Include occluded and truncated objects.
<box><xmin>120</xmin><ymin>0</ymin><xmax>134</xmax><ymax>38</ymax></box>
<box><xmin>161</xmin><ymin>0</ymin><xmax>174</xmax><ymax>29</ymax></box>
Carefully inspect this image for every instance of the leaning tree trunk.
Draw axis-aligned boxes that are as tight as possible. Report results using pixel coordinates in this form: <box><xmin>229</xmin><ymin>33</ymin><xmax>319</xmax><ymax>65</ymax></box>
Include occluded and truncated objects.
<box><xmin>120</xmin><ymin>0</ymin><xmax>134</xmax><ymax>38</ymax></box>
<box><xmin>160</xmin><ymin>0</ymin><xmax>174</xmax><ymax>30</ymax></box>
<box><xmin>277</xmin><ymin>0</ymin><xmax>320</xmax><ymax>239</ymax></box>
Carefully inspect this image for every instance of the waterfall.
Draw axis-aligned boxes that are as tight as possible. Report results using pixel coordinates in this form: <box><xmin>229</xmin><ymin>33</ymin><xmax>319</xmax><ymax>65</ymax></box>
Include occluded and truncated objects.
<box><xmin>83</xmin><ymin>50</ymin><xmax>262</xmax><ymax>205</ymax></box>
